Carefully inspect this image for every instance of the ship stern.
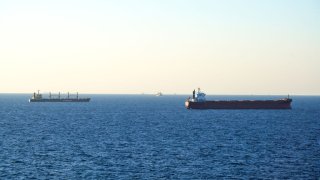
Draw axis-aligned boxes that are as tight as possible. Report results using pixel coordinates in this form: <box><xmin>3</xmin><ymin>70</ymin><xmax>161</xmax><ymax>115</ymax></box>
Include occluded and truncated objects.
<box><xmin>185</xmin><ymin>100</ymin><xmax>190</xmax><ymax>109</ymax></box>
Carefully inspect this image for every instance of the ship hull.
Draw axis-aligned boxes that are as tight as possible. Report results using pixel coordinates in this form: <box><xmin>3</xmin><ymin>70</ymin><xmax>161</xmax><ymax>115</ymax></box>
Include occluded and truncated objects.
<box><xmin>185</xmin><ymin>99</ymin><xmax>292</xmax><ymax>109</ymax></box>
<box><xmin>29</xmin><ymin>98</ymin><xmax>90</xmax><ymax>102</ymax></box>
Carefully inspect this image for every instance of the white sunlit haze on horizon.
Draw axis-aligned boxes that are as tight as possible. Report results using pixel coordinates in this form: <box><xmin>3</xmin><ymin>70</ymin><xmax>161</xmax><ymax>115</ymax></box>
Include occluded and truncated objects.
<box><xmin>0</xmin><ymin>0</ymin><xmax>319</xmax><ymax>95</ymax></box>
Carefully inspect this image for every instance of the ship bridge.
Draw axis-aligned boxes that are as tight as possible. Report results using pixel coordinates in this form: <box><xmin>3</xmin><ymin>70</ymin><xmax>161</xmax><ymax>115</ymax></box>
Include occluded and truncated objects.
<box><xmin>191</xmin><ymin>88</ymin><xmax>206</xmax><ymax>102</ymax></box>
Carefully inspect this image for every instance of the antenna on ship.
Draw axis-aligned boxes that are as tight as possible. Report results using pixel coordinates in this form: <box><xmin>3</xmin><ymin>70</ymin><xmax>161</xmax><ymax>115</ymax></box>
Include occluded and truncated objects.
<box><xmin>68</xmin><ymin>92</ymin><xmax>70</xmax><ymax>99</ymax></box>
<box><xmin>49</xmin><ymin>92</ymin><xmax>51</xmax><ymax>99</ymax></box>
<box><xmin>77</xmin><ymin>92</ymin><xmax>79</xmax><ymax>99</ymax></box>
<box><xmin>58</xmin><ymin>92</ymin><xmax>60</xmax><ymax>99</ymax></box>
<box><xmin>37</xmin><ymin>90</ymin><xmax>40</xmax><ymax>95</ymax></box>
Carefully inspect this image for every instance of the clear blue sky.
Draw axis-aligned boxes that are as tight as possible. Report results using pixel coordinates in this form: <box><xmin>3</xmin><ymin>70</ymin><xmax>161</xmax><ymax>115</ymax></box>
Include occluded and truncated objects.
<box><xmin>0</xmin><ymin>0</ymin><xmax>319</xmax><ymax>94</ymax></box>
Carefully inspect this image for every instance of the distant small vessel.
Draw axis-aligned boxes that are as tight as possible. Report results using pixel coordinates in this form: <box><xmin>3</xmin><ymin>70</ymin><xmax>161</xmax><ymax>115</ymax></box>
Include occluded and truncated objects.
<box><xmin>29</xmin><ymin>90</ymin><xmax>90</xmax><ymax>102</ymax></box>
<box><xmin>156</xmin><ymin>92</ymin><xmax>163</xmax><ymax>96</ymax></box>
<box><xmin>185</xmin><ymin>88</ymin><xmax>292</xmax><ymax>109</ymax></box>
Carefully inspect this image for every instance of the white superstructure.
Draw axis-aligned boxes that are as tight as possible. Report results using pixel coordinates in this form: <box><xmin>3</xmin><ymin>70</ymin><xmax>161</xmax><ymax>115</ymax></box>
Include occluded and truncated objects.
<box><xmin>190</xmin><ymin>88</ymin><xmax>206</xmax><ymax>102</ymax></box>
<box><xmin>195</xmin><ymin>89</ymin><xmax>206</xmax><ymax>102</ymax></box>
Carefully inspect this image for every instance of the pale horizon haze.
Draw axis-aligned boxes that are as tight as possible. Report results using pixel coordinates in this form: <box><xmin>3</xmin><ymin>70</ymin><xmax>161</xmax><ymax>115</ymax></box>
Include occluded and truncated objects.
<box><xmin>0</xmin><ymin>0</ymin><xmax>319</xmax><ymax>95</ymax></box>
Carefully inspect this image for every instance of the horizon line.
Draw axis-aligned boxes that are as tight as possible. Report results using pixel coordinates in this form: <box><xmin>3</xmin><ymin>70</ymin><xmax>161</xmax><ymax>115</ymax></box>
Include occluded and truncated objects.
<box><xmin>0</xmin><ymin>92</ymin><xmax>319</xmax><ymax>96</ymax></box>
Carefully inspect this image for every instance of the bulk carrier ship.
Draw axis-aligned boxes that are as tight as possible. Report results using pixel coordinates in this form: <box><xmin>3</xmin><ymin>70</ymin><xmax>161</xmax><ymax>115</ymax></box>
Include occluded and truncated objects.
<box><xmin>29</xmin><ymin>91</ymin><xmax>90</xmax><ymax>102</ymax></box>
<box><xmin>185</xmin><ymin>89</ymin><xmax>292</xmax><ymax>109</ymax></box>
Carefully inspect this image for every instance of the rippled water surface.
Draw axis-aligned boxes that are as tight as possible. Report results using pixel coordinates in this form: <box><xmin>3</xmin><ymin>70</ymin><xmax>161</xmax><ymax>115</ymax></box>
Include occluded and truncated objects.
<box><xmin>0</xmin><ymin>94</ymin><xmax>319</xmax><ymax>179</ymax></box>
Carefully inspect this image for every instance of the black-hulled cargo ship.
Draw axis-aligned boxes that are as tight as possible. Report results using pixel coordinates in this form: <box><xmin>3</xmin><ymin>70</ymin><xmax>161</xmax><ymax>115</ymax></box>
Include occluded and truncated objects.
<box><xmin>185</xmin><ymin>89</ymin><xmax>292</xmax><ymax>109</ymax></box>
<box><xmin>29</xmin><ymin>91</ymin><xmax>90</xmax><ymax>102</ymax></box>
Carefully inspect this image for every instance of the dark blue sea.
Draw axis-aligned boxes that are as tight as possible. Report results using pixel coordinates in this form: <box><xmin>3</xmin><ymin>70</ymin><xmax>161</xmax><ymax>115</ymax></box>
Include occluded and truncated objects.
<box><xmin>0</xmin><ymin>94</ymin><xmax>319</xmax><ymax>179</ymax></box>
